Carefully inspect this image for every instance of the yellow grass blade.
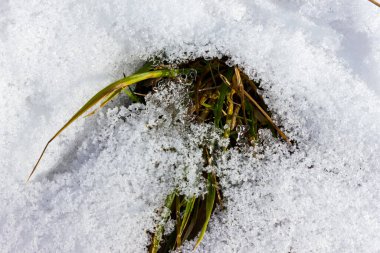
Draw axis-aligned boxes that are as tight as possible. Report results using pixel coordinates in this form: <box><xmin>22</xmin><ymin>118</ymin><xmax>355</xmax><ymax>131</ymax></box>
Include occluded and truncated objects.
<box><xmin>234</xmin><ymin>67</ymin><xmax>247</xmax><ymax>124</ymax></box>
<box><xmin>28</xmin><ymin>69</ymin><xmax>183</xmax><ymax>181</ymax></box>
<box><xmin>84</xmin><ymin>88</ymin><xmax>122</xmax><ymax>117</ymax></box>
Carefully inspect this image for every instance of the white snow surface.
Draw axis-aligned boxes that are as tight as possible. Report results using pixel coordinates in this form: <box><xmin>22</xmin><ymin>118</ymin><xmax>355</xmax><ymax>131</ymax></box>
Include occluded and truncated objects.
<box><xmin>1</xmin><ymin>0</ymin><xmax>380</xmax><ymax>252</ymax></box>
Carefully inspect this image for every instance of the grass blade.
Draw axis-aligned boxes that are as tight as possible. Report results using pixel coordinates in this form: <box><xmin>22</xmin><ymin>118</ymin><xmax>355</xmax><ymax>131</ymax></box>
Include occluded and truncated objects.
<box><xmin>150</xmin><ymin>192</ymin><xmax>176</xmax><ymax>253</ymax></box>
<box><xmin>212</xmin><ymin>172</ymin><xmax>223</xmax><ymax>208</ymax></box>
<box><xmin>369</xmin><ymin>0</ymin><xmax>380</xmax><ymax>8</ymax></box>
<box><xmin>182</xmin><ymin>198</ymin><xmax>200</xmax><ymax>242</ymax></box>
<box><xmin>179</xmin><ymin>196</ymin><xmax>196</xmax><ymax>237</ymax></box>
<box><xmin>28</xmin><ymin>69</ymin><xmax>184</xmax><ymax>181</ymax></box>
<box><xmin>234</xmin><ymin>67</ymin><xmax>247</xmax><ymax>125</ymax></box>
<box><xmin>175</xmin><ymin>195</ymin><xmax>182</xmax><ymax>248</ymax></box>
<box><xmin>213</xmin><ymin>83</ymin><xmax>229</xmax><ymax>128</ymax></box>
<box><xmin>135</xmin><ymin>61</ymin><xmax>154</xmax><ymax>74</ymax></box>
<box><xmin>85</xmin><ymin>88</ymin><xmax>122</xmax><ymax>117</ymax></box>
<box><xmin>220</xmin><ymin>74</ymin><xmax>290</xmax><ymax>144</ymax></box>
<box><xmin>194</xmin><ymin>173</ymin><xmax>216</xmax><ymax>250</ymax></box>
<box><xmin>123</xmin><ymin>87</ymin><xmax>141</xmax><ymax>103</ymax></box>
<box><xmin>224</xmin><ymin>88</ymin><xmax>235</xmax><ymax>139</ymax></box>
<box><xmin>245</xmin><ymin>101</ymin><xmax>258</xmax><ymax>141</ymax></box>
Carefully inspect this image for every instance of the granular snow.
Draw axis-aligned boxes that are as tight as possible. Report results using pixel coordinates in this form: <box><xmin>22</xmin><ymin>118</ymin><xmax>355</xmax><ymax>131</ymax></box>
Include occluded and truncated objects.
<box><xmin>1</xmin><ymin>0</ymin><xmax>380</xmax><ymax>252</ymax></box>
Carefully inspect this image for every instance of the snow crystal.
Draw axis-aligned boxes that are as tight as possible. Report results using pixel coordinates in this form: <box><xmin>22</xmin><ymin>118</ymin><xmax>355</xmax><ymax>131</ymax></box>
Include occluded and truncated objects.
<box><xmin>1</xmin><ymin>0</ymin><xmax>380</xmax><ymax>252</ymax></box>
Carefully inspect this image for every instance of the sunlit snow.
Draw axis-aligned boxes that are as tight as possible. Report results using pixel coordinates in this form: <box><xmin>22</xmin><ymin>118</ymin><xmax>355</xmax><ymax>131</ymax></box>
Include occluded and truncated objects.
<box><xmin>1</xmin><ymin>0</ymin><xmax>380</xmax><ymax>252</ymax></box>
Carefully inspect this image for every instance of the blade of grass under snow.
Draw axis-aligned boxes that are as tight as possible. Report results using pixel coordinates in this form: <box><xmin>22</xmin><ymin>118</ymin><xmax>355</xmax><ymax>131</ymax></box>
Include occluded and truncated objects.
<box><xmin>150</xmin><ymin>192</ymin><xmax>176</xmax><ymax>253</ymax></box>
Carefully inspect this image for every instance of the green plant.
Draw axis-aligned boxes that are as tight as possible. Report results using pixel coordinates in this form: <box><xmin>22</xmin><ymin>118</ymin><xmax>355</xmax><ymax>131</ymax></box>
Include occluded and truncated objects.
<box><xmin>29</xmin><ymin>57</ymin><xmax>289</xmax><ymax>252</ymax></box>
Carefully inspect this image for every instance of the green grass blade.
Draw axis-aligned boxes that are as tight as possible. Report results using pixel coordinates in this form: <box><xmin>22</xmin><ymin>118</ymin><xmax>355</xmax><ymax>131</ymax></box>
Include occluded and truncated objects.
<box><xmin>179</xmin><ymin>196</ymin><xmax>196</xmax><ymax>237</ymax></box>
<box><xmin>213</xmin><ymin>83</ymin><xmax>229</xmax><ymax>128</ymax></box>
<box><xmin>220</xmin><ymin>74</ymin><xmax>290</xmax><ymax>144</ymax></box>
<box><xmin>245</xmin><ymin>101</ymin><xmax>258</xmax><ymax>141</ymax></box>
<box><xmin>182</xmin><ymin>198</ymin><xmax>200</xmax><ymax>242</ymax></box>
<box><xmin>85</xmin><ymin>88</ymin><xmax>122</xmax><ymax>117</ymax></box>
<box><xmin>123</xmin><ymin>87</ymin><xmax>141</xmax><ymax>103</ymax></box>
<box><xmin>201</xmin><ymin>102</ymin><xmax>213</xmax><ymax>109</ymax></box>
<box><xmin>28</xmin><ymin>69</ymin><xmax>184</xmax><ymax>181</ymax></box>
<box><xmin>194</xmin><ymin>173</ymin><xmax>216</xmax><ymax>250</ymax></box>
<box><xmin>135</xmin><ymin>60</ymin><xmax>154</xmax><ymax>74</ymax></box>
<box><xmin>150</xmin><ymin>192</ymin><xmax>176</xmax><ymax>253</ymax></box>
<box><xmin>100</xmin><ymin>88</ymin><xmax>121</xmax><ymax>106</ymax></box>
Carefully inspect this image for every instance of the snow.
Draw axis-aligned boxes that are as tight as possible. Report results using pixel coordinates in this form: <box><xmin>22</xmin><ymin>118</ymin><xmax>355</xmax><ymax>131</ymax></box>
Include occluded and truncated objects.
<box><xmin>1</xmin><ymin>0</ymin><xmax>380</xmax><ymax>252</ymax></box>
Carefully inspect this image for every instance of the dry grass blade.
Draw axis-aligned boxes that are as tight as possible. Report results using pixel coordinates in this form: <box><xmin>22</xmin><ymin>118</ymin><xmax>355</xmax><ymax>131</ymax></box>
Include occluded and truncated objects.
<box><xmin>175</xmin><ymin>195</ymin><xmax>182</xmax><ymax>248</ymax></box>
<box><xmin>224</xmin><ymin>88</ymin><xmax>235</xmax><ymax>138</ymax></box>
<box><xmin>234</xmin><ymin>67</ymin><xmax>247</xmax><ymax>124</ymax></box>
<box><xmin>243</xmin><ymin>90</ymin><xmax>290</xmax><ymax>144</ymax></box>
<box><xmin>369</xmin><ymin>0</ymin><xmax>380</xmax><ymax>7</ymax></box>
<box><xmin>231</xmin><ymin>104</ymin><xmax>241</xmax><ymax>131</ymax></box>
<box><xmin>27</xmin><ymin>69</ymin><xmax>183</xmax><ymax>181</ymax></box>
<box><xmin>220</xmin><ymin>74</ymin><xmax>290</xmax><ymax>144</ymax></box>
<box><xmin>212</xmin><ymin>172</ymin><xmax>223</xmax><ymax>208</ymax></box>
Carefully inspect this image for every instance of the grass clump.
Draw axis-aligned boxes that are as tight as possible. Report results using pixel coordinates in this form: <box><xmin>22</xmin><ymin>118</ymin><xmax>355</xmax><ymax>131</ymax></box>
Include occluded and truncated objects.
<box><xmin>29</xmin><ymin>56</ymin><xmax>290</xmax><ymax>252</ymax></box>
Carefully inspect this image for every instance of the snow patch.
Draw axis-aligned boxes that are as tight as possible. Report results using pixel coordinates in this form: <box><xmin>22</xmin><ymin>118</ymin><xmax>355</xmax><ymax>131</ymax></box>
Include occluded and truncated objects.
<box><xmin>1</xmin><ymin>0</ymin><xmax>380</xmax><ymax>252</ymax></box>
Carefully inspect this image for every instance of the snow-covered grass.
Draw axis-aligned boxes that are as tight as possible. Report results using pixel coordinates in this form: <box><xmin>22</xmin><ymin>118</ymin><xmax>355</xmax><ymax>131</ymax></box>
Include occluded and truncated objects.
<box><xmin>32</xmin><ymin>57</ymin><xmax>288</xmax><ymax>252</ymax></box>
<box><xmin>1</xmin><ymin>0</ymin><xmax>380</xmax><ymax>252</ymax></box>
